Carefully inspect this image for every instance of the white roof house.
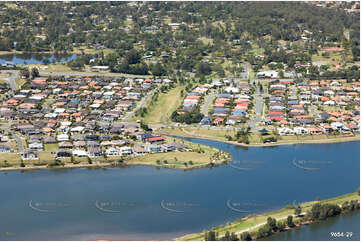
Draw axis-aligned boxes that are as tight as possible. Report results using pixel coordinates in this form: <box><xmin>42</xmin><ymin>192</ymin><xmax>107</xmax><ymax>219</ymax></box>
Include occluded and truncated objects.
<box><xmin>278</xmin><ymin>127</ymin><xmax>295</xmax><ymax>135</ymax></box>
<box><xmin>106</xmin><ymin>147</ymin><xmax>120</xmax><ymax>156</ymax></box>
<box><xmin>294</xmin><ymin>127</ymin><xmax>309</xmax><ymax>135</ymax></box>
<box><xmin>72</xmin><ymin>150</ymin><xmax>88</xmax><ymax>157</ymax></box>
<box><xmin>224</xmin><ymin>87</ymin><xmax>240</xmax><ymax>93</ymax></box>
<box><xmin>119</xmin><ymin>147</ymin><xmax>133</xmax><ymax>156</ymax></box>
<box><xmin>324</xmin><ymin>100</ymin><xmax>335</xmax><ymax>105</ymax></box>
<box><xmin>70</xmin><ymin>126</ymin><xmax>85</xmax><ymax>133</ymax></box>
<box><xmin>257</xmin><ymin>70</ymin><xmax>279</xmax><ymax>78</ymax></box>
<box><xmin>54</xmin><ymin>108</ymin><xmax>66</xmax><ymax>113</ymax></box>
<box><xmin>57</xmin><ymin>134</ymin><xmax>69</xmax><ymax>141</ymax></box>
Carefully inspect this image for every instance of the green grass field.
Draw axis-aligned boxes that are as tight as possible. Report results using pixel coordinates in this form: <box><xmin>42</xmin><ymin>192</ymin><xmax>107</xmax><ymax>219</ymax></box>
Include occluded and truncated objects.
<box><xmin>138</xmin><ymin>85</ymin><xmax>184</xmax><ymax>124</ymax></box>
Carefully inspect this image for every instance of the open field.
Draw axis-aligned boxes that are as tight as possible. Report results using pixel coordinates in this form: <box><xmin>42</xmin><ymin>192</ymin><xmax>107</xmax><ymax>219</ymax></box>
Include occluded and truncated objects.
<box><xmin>160</xmin><ymin>127</ymin><xmax>234</xmax><ymax>142</ymax></box>
<box><xmin>135</xmin><ymin>85</ymin><xmax>184</xmax><ymax>124</ymax></box>
<box><xmin>15</xmin><ymin>78</ymin><xmax>26</xmax><ymax>88</ymax></box>
<box><xmin>177</xmin><ymin>191</ymin><xmax>360</xmax><ymax>241</ymax></box>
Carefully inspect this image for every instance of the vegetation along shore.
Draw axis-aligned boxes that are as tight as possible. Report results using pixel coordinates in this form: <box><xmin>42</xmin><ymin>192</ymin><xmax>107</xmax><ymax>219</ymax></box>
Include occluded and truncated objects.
<box><xmin>176</xmin><ymin>190</ymin><xmax>360</xmax><ymax>241</ymax></box>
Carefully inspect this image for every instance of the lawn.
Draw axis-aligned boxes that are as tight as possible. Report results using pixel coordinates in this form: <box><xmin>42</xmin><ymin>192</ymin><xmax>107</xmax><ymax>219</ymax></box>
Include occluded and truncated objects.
<box><xmin>44</xmin><ymin>143</ymin><xmax>59</xmax><ymax>151</ymax></box>
<box><xmin>15</xmin><ymin>78</ymin><xmax>27</xmax><ymax>88</ymax></box>
<box><xmin>0</xmin><ymin>153</ymin><xmax>22</xmax><ymax>166</ymax></box>
<box><xmin>161</xmin><ymin>127</ymin><xmax>236</xmax><ymax>142</ymax></box>
<box><xmin>138</xmin><ymin>85</ymin><xmax>184</xmax><ymax>124</ymax></box>
<box><xmin>128</xmin><ymin>136</ymin><xmax>230</xmax><ymax>169</ymax></box>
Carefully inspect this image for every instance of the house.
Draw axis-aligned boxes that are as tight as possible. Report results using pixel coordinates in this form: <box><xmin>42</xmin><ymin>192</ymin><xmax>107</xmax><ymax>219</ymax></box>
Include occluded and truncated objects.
<box><xmin>58</xmin><ymin>142</ymin><xmax>73</xmax><ymax>149</ymax></box>
<box><xmin>56</xmin><ymin>150</ymin><xmax>72</xmax><ymax>158</ymax></box>
<box><xmin>137</xmin><ymin>133</ymin><xmax>153</xmax><ymax>142</ymax></box>
<box><xmin>331</xmin><ymin>122</ymin><xmax>344</xmax><ymax>131</ymax></box>
<box><xmin>145</xmin><ymin>144</ymin><xmax>162</xmax><ymax>153</ymax></box>
<box><xmin>57</xmin><ymin>133</ymin><xmax>69</xmax><ymax>141</ymax></box>
<box><xmin>200</xmin><ymin>117</ymin><xmax>211</xmax><ymax>125</ymax></box>
<box><xmin>145</xmin><ymin>136</ymin><xmax>165</xmax><ymax>143</ymax></box>
<box><xmin>0</xmin><ymin>135</ymin><xmax>9</xmax><ymax>142</ymax></box>
<box><xmin>43</xmin><ymin>136</ymin><xmax>56</xmax><ymax>144</ymax></box>
<box><xmin>278</xmin><ymin>127</ymin><xmax>295</xmax><ymax>135</ymax></box>
<box><xmin>0</xmin><ymin>145</ymin><xmax>12</xmax><ymax>153</ymax></box>
<box><xmin>21</xmin><ymin>151</ymin><xmax>38</xmax><ymax>160</ymax></box>
<box><xmin>133</xmin><ymin>146</ymin><xmax>148</xmax><ymax>155</ymax></box>
<box><xmin>119</xmin><ymin>146</ymin><xmax>133</xmax><ymax>156</ymax></box>
<box><xmin>88</xmin><ymin>147</ymin><xmax>102</xmax><ymax>157</ymax></box>
<box><xmin>72</xmin><ymin>149</ymin><xmax>88</xmax><ymax>157</ymax></box>
<box><xmin>161</xmin><ymin>144</ymin><xmax>176</xmax><ymax>152</ymax></box>
<box><xmin>28</xmin><ymin>141</ymin><xmax>43</xmax><ymax>150</ymax></box>
<box><xmin>105</xmin><ymin>147</ymin><xmax>120</xmax><ymax>156</ymax></box>
<box><xmin>294</xmin><ymin>127</ymin><xmax>309</xmax><ymax>135</ymax></box>
<box><xmin>257</xmin><ymin>70</ymin><xmax>278</xmax><ymax>79</ymax></box>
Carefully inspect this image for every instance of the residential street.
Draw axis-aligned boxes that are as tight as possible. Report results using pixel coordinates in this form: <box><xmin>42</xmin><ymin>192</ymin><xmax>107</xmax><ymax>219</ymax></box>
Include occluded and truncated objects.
<box><xmin>122</xmin><ymin>87</ymin><xmax>159</xmax><ymax>122</ymax></box>
<box><xmin>0</xmin><ymin>123</ymin><xmax>24</xmax><ymax>153</ymax></box>
<box><xmin>2</xmin><ymin>71</ymin><xmax>19</xmax><ymax>91</ymax></box>
<box><xmin>201</xmin><ymin>90</ymin><xmax>216</xmax><ymax>115</ymax></box>
<box><xmin>248</xmin><ymin>81</ymin><xmax>264</xmax><ymax>131</ymax></box>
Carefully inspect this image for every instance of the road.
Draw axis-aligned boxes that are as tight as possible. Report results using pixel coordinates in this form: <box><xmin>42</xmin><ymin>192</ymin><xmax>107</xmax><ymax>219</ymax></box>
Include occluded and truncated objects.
<box><xmin>122</xmin><ymin>87</ymin><xmax>159</xmax><ymax>122</ymax></box>
<box><xmin>40</xmin><ymin>71</ymin><xmax>152</xmax><ymax>79</ymax></box>
<box><xmin>241</xmin><ymin>62</ymin><xmax>249</xmax><ymax>80</ymax></box>
<box><xmin>0</xmin><ymin>123</ymin><xmax>24</xmax><ymax>153</ymax></box>
<box><xmin>202</xmin><ymin>90</ymin><xmax>216</xmax><ymax>115</ymax></box>
<box><xmin>248</xmin><ymin>81</ymin><xmax>264</xmax><ymax>131</ymax></box>
<box><xmin>2</xmin><ymin>71</ymin><xmax>19</xmax><ymax>91</ymax></box>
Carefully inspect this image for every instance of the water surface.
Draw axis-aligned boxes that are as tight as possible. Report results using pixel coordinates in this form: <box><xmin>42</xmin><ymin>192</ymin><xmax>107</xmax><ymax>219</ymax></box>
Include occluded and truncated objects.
<box><xmin>0</xmin><ymin>139</ymin><xmax>359</xmax><ymax>240</ymax></box>
<box><xmin>0</xmin><ymin>53</ymin><xmax>78</xmax><ymax>65</ymax></box>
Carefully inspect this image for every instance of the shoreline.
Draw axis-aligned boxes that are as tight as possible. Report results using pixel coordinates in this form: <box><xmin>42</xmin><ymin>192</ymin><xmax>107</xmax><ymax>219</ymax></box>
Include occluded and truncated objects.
<box><xmin>175</xmin><ymin>191</ymin><xmax>361</xmax><ymax>241</ymax></box>
<box><xmin>160</xmin><ymin>130</ymin><xmax>360</xmax><ymax>148</ymax></box>
<box><xmin>0</xmin><ymin>160</ymin><xmax>226</xmax><ymax>173</ymax></box>
<box><xmin>0</xmin><ymin>135</ymin><xmax>357</xmax><ymax>172</ymax></box>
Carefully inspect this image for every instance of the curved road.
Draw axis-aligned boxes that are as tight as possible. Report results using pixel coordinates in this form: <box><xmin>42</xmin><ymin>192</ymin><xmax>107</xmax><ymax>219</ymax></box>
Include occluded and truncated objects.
<box><xmin>2</xmin><ymin>71</ymin><xmax>19</xmax><ymax>91</ymax></box>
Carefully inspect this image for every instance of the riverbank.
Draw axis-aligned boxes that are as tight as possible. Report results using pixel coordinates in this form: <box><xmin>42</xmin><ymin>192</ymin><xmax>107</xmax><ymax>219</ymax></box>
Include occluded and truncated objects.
<box><xmin>160</xmin><ymin>127</ymin><xmax>360</xmax><ymax>147</ymax></box>
<box><xmin>175</xmin><ymin>191</ymin><xmax>360</xmax><ymax>241</ymax></box>
<box><xmin>0</xmin><ymin>137</ymin><xmax>231</xmax><ymax>172</ymax></box>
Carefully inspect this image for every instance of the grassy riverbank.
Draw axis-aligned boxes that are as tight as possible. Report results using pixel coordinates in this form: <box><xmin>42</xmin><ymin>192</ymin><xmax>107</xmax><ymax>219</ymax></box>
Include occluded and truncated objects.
<box><xmin>176</xmin><ymin>191</ymin><xmax>360</xmax><ymax>241</ymax></box>
<box><xmin>160</xmin><ymin>127</ymin><xmax>360</xmax><ymax>147</ymax></box>
<box><xmin>126</xmin><ymin>137</ymin><xmax>231</xmax><ymax>169</ymax></box>
<box><xmin>0</xmin><ymin>137</ymin><xmax>231</xmax><ymax>171</ymax></box>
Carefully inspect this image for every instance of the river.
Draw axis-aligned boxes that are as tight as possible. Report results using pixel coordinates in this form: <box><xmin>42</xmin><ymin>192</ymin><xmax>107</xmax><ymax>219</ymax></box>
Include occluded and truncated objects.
<box><xmin>0</xmin><ymin>139</ymin><xmax>359</xmax><ymax>240</ymax></box>
<box><xmin>267</xmin><ymin>210</ymin><xmax>359</xmax><ymax>241</ymax></box>
<box><xmin>0</xmin><ymin>53</ymin><xmax>78</xmax><ymax>65</ymax></box>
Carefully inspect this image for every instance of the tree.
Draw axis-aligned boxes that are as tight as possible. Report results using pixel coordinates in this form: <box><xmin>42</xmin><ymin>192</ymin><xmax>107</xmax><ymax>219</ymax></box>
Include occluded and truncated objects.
<box><xmin>266</xmin><ymin>217</ymin><xmax>277</xmax><ymax>231</ymax></box>
<box><xmin>31</xmin><ymin>67</ymin><xmax>39</xmax><ymax>78</ymax></box>
<box><xmin>240</xmin><ymin>231</ymin><xmax>252</xmax><ymax>241</ymax></box>
<box><xmin>286</xmin><ymin>215</ymin><xmax>294</xmax><ymax>227</ymax></box>
<box><xmin>197</xmin><ymin>62</ymin><xmax>212</xmax><ymax>76</ymax></box>
<box><xmin>125</xmin><ymin>49</ymin><xmax>141</xmax><ymax>64</ymax></box>
<box><xmin>294</xmin><ymin>206</ymin><xmax>302</xmax><ymax>217</ymax></box>
<box><xmin>20</xmin><ymin>69</ymin><xmax>30</xmax><ymax>78</ymax></box>
<box><xmin>151</xmin><ymin>62</ymin><xmax>166</xmax><ymax>76</ymax></box>
<box><xmin>277</xmin><ymin>221</ymin><xmax>285</xmax><ymax>231</ymax></box>
<box><xmin>205</xmin><ymin>230</ymin><xmax>217</xmax><ymax>241</ymax></box>
<box><xmin>257</xmin><ymin>224</ymin><xmax>272</xmax><ymax>238</ymax></box>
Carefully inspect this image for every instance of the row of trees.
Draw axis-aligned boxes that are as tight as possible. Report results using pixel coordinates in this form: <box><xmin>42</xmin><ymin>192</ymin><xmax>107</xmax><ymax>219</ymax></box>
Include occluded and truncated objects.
<box><xmin>171</xmin><ymin>110</ymin><xmax>204</xmax><ymax>124</ymax></box>
<box><xmin>203</xmin><ymin>198</ymin><xmax>360</xmax><ymax>241</ymax></box>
